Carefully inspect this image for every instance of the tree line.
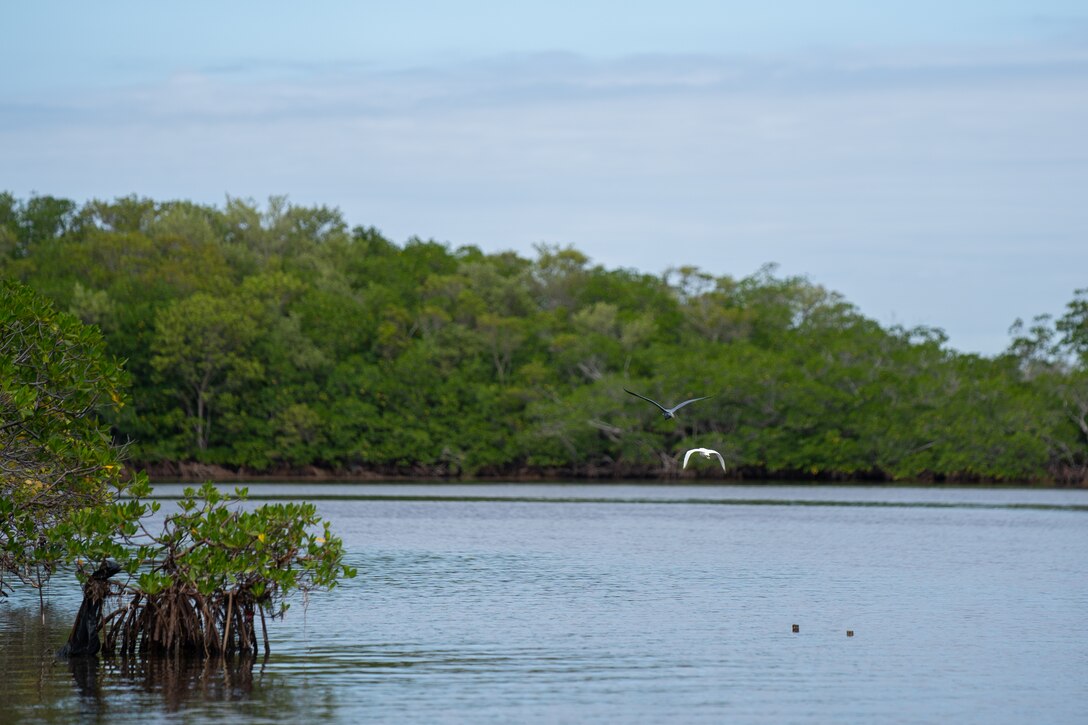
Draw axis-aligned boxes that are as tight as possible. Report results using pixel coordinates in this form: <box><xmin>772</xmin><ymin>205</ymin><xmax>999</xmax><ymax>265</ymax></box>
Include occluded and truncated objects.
<box><xmin>2</xmin><ymin>192</ymin><xmax>1086</xmax><ymax>484</ymax></box>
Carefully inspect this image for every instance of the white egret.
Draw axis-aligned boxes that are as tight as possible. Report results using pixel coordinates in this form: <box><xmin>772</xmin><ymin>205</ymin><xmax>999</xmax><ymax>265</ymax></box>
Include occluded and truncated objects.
<box><xmin>683</xmin><ymin>447</ymin><xmax>726</xmax><ymax>471</ymax></box>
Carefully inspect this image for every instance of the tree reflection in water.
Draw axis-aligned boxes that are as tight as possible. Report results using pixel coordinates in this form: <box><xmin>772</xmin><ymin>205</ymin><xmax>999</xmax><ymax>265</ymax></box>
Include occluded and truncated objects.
<box><xmin>3</xmin><ymin>598</ymin><xmax>334</xmax><ymax>722</ymax></box>
<box><xmin>68</xmin><ymin>653</ymin><xmax>265</xmax><ymax>712</ymax></box>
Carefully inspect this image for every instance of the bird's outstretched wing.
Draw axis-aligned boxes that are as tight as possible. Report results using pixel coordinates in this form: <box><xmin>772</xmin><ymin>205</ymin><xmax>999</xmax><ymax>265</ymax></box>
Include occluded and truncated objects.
<box><xmin>669</xmin><ymin>395</ymin><xmax>711</xmax><ymax>414</ymax></box>
<box><xmin>624</xmin><ymin>388</ymin><xmax>668</xmax><ymax>414</ymax></box>
<box><xmin>682</xmin><ymin>449</ymin><xmax>696</xmax><ymax>468</ymax></box>
<box><xmin>709</xmin><ymin>449</ymin><xmax>726</xmax><ymax>471</ymax></box>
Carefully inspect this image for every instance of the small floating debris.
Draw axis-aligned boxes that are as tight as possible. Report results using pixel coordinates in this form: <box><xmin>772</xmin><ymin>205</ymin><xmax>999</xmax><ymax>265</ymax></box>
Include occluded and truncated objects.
<box><xmin>847</xmin><ymin>630</ymin><xmax>854</xmax><ymax>637</ymax></box>
<box><xmin>792</xmin><ymin>624</ymin><xmax>799</xmax><ymax>633</ymax></box>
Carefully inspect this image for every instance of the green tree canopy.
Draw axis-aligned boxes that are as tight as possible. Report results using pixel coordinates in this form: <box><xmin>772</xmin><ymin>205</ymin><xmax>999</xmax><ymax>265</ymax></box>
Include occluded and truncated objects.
<box><xmin>5</xmin><ymin>192</ymin><xmax>1086</xmax><ymax>484</ymax></box>
<box><xmin>1</xmin><ymin>279</ymin><xmax>129</xmax><ymax>594</ymax></box>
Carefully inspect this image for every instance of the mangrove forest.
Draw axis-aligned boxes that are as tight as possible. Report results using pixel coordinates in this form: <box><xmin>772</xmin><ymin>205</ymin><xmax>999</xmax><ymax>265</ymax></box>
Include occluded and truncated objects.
<box><xmin>2</xmin><ymin>192</ymin><xmax>1086</xmax><ymax>484</ymax></box>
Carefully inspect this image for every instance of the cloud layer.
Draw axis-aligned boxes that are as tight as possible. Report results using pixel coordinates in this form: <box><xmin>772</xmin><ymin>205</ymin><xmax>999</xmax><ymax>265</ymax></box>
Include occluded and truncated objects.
<box><xmin>3</xmin><ymin>46</ymin><xmax>1087</xmax><ymax>354</ymax></box>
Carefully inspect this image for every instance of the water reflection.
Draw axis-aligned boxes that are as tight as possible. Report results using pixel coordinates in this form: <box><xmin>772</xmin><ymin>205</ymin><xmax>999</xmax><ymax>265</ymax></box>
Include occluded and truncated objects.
<box><xmin>1</xmin><ymin>600</ymin><xmax>77</xmax><ymax>723</ymax></box>
<box><xmin>72</xmin><ymin>654</ymin><xmax>262</xmax><ymax>710</ymax></box>
<box><xmin>0</xmin><ymin>596</ymin><xmax>334</xmax><ymax>723</ymax></box>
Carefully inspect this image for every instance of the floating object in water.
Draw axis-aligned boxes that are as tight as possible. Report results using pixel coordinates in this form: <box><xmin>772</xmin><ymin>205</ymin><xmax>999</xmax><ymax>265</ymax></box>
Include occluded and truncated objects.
<box><xmin>847</xmin><ymin>630</ymin><xmax>854</xmax><ymax>637</ymax></box>
<box><xmin>623</xmin><ymin>388</ymin><xmax>710</xmax><ymax>420</ymax></box>
<box><xmin>792</xmin><ymin>624</ymin><xmax>799</xmax><ymax>633</ymax></box>
<box><xmin>683</xmin><ymin>447</ymin><xmax>726</xmax><ymax>471</ymax></box>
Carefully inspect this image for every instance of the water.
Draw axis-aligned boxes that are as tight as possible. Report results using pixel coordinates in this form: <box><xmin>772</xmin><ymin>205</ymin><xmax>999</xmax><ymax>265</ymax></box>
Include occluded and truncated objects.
<box><xmin>3</xmin><ymin>484</ymin><xmax>1087</xmax><ymax>723</ymax></box>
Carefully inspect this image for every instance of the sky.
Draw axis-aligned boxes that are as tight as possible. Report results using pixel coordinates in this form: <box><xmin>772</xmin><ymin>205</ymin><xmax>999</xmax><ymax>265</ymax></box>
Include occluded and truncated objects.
<box><xmin>3</xmin><ymin>1</ymin><xmax>1087</xmax><ymax>355</ymax></box>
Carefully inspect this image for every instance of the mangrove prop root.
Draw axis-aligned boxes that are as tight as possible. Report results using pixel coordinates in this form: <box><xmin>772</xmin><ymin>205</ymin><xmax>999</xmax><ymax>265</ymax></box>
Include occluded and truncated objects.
<box><xmin>259</xmin><ymin>604</ymin><xmax>270</xmax><ymax>657</ymax></box>
<box><xmin>98</xmin><ymin>586</ymin><xmax>269</xmax><ymax>657</ymax></box>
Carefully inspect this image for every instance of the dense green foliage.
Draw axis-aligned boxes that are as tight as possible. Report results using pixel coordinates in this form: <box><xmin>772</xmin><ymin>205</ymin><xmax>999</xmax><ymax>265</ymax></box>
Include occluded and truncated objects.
<box><xmin>1</xmin><ymin>278</ymin><xmax>130</xmax><ymax>594</ymax></box>
<box><xmin>1</xmin><ymin>279</ymin><xmax>352</xmax><ymax>655</ymax></box>
<box><xmin>2</xmin><ymin>192</ymin><xmax>1086</xmax><ymax>483</ymax></box>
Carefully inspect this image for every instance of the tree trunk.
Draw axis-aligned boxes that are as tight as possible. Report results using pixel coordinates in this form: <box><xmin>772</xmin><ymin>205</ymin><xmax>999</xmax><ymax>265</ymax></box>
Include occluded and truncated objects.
<box><xmin>57</xmin><ymin>560</ymin><xmax>122</xmax><ymax>658</ymax></box>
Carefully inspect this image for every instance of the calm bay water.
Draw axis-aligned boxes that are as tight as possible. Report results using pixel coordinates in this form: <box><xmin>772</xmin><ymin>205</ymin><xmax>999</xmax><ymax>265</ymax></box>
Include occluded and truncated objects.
<box><xmin>3</xmin><ymin>483</ymin><xmax>1087</xmax><ymax>723</ymax></box>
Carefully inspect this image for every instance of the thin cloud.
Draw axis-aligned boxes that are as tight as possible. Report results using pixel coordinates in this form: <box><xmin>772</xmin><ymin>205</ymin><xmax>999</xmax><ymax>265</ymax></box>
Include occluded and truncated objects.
<box><xmin>6</xmin><ymin>44</ymin><xmax>1088</xmax><ymax>128</ymax></box>
<box><xmin>2</xmin><ymin>43</ymin><xmax>1085</xmax><ymax>355</ymax></box>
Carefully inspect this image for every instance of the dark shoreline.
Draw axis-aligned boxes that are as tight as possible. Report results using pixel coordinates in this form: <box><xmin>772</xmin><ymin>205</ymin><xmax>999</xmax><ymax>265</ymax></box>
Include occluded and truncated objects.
<box><xmin>133</xmin><ymin>461</ymin><xmax>1081</xmax><ymax>488</ymax></box>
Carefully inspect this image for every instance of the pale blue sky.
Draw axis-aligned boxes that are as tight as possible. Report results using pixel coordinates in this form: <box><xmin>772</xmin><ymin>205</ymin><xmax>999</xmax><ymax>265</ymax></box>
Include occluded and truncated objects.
<box><xmin>3</xmin><ymin>1</ymin><xmax>1087</xmax><ymax>354</ymax></box>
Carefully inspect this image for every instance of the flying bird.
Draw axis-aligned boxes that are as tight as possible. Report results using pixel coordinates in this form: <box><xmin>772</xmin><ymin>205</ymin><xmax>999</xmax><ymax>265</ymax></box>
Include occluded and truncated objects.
<box><xmin>623</xmin><ymin>388</ymin><xmax>710</xmax><ymax>420</ymax></box>
<box><xmin>683</xmin><ymin>447</ymin><xmax>726</xmax><ymax>471</ymax></box>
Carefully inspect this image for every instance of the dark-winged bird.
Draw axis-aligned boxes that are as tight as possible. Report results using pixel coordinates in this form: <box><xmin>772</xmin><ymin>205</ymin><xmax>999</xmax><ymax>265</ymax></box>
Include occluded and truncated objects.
<box><xmin>623</xmin><ymin>388</ymin><xmax>710</xmax><ymax>420</ymax></box>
